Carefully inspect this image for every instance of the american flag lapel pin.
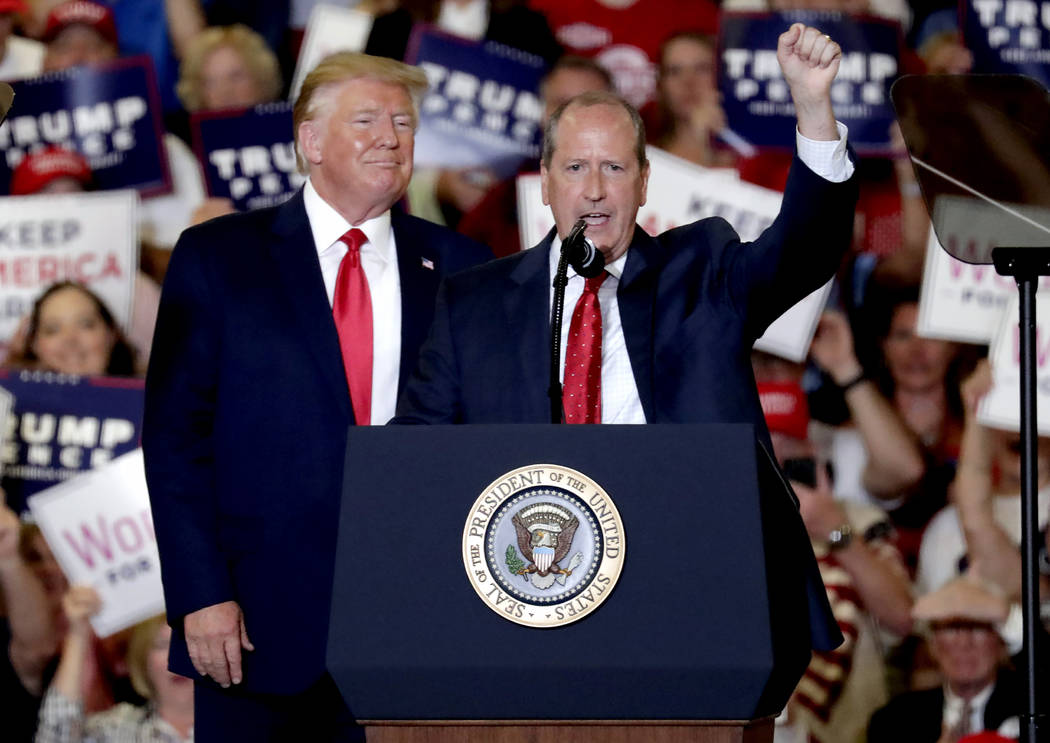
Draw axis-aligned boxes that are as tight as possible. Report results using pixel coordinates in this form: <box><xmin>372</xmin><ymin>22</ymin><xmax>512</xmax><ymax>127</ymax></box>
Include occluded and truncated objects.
<box><xmin>421</xmin><ymin>256</ymin><xmax>435</xmax><ymax>270</ymax></box>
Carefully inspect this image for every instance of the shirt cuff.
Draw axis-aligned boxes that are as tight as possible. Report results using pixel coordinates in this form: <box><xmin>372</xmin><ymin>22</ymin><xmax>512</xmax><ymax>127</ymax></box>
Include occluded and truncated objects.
<box><xmin>796</xmin><ymin>121</ymin><xmax>853</xmax><ymax>183</ymax></box>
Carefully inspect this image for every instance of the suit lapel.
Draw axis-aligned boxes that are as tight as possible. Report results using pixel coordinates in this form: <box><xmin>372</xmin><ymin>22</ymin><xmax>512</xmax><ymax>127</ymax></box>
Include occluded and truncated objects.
<box><xmin>618</xmin><ymin>226</ymin><xmax>660</xmax><ymax>422</ymax></box>
<box><xmin>507</xmin><ymin>234</ymin><xmax>556</xmax><ymax>422</ymax></box>
<box><xmin>268</xmin><ymin>191</ymin><xmax>351</xmax><ymax>419</ymax></box>
<box><xmin>391</xmin><ymin>210</ymin><xmax>442</xmax><ymax>396</ymax></box>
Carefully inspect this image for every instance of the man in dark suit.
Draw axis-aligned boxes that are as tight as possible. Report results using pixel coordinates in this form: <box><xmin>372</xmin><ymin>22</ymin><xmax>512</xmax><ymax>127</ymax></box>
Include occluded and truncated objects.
<box><xmin>394</xmin><ymin>24</ymin><xmax>856</xmax><ymax>653</ymax></box>
<box><xmin>868</xmin><ymin>576</ymin><xmax>1037</xmax><ymax>742</ymax></box>
<box><xmin>142</xmin><ymin>53</ymin><xmax>490</xmax><ymax>740</ymax></box>
<box><xmin>396</xmin><ymin>23</ymin><xmax>855</xmax><ymax>433</ymax></box>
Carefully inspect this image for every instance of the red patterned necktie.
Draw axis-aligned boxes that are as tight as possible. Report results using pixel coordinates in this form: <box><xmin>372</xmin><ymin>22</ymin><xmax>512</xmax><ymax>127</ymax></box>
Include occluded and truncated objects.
<box><xmin>563</xmin><ymin>272</ymin><xmax>608</xmax><ymax>424</ymax></box>
<box><xmin>332</xmin><ymin>227</ymin><xmax>372</xmax><ymax>425</ymax></box>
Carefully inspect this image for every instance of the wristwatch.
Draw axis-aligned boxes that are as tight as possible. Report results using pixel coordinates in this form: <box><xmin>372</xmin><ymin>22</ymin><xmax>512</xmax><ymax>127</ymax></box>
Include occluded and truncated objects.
<box><xmin>827</xmin><ymin>523</ymin><xmax>854</xmax><ymax>551</ymax></box>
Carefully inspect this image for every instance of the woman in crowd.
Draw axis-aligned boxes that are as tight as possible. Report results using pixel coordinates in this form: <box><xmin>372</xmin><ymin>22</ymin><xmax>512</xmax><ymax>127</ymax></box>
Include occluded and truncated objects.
<box><xmin>176</xmin><ymin>23</ymin><xmax>281</xmax><ymax>113</ymax></box>
<box><xmin>3</xmin><ymin>281</ymin><xmax>137</xmax><ymax>377</ymax></box>
<box><xmin>812</xmin><ymin>274</ymin><xmax>970</xmax><ymax>570</ymax></box>
<box><xmin>36</xmin><ymin>586</ymin><xmax>193</xmax><ymax>743</ymax></box>
<box><xmin>650</xmin><ymin>31</ymin><xmax>735</xmax><ymax>169</ymax></box>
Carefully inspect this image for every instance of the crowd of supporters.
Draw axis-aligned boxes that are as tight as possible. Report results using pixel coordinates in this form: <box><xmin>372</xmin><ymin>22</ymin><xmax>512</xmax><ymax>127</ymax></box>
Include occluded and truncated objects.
<box><xmin>0</xmin><ymin>1</ymin><xmax>1046</xmax><ymax>741</ymax></box>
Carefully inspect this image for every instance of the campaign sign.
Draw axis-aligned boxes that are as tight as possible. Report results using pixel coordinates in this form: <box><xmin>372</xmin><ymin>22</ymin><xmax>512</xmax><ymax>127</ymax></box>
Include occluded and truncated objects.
<box><xmin>719</xmin><ymin>11</ymin><xmax>901</xmax><ymax>152</ymax></box>
<box><xmin>28</xmin><ymin>449</ymin><xmax>163</xmax><ymax>637</ymax></box>
<box><xmin>918</xmin><ymin>223</ymin><xmax>1050</xmax><ymax>344</ymax></box>
<box><xmin>517</xmin><ymin>146</ymin><xmax>832</xmax><ymax>361</ymax></box>
<box><xmin>0</xmin><ymin>190</ymin><xmax>138</xmax><ymax>346</ymax></box>
<box><xmin>0</xmin><ymin>56</ymin><xmax>171</xmax><ymax>196</ymax></box>
<box><xmin>289</xmin><ymin>5</ymin><xmax>374</xmax><ymax>102</ymax></box>
<box><xmin>192</xmin><ymin>103</ymin><xmax>304</xmax><ymax>212</ymax></box>
<box><xmin>408</xmin><ymin>27</ymin><xmax>546</xmax><ymax>178</ymax></box>
<box><xmin>0</xmin><ymin>370</ymin><xmax>143</xmax><ymax>514</ymax></box>
<box><xmin>978</xmin><ymin>293</ymin><xmax>1050</xmax><ymax>434</ymax></box>
<box><xmin>963</xmin><ymin>0</ymin><xmax>1050</xmax><ymax>86</ymax></box>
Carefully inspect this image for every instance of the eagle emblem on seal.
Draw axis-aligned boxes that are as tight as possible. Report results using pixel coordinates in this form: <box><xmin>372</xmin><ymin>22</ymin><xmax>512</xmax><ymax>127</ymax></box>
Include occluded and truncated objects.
<box><xmin>506</xmin><ymin>502</ymin><xmax>583</xmax><ymax>590</ymax></box>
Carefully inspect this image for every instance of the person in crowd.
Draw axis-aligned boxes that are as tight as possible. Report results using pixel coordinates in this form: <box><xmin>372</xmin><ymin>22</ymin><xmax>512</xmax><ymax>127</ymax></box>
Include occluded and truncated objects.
<box><xmin>39</xmin><ymin>0</ymin><xmax>116</xmax><ymax>71</ymax></box>
<box><xmin>365</xmin><ymin>0</ymin><xmax>562</xmax><ymax>228</ymax></box>
<box><xmin>176</xmin><ymin>24</ymin><xmax>281</xmax><ymax>113</ymax></box>
<box><xmin>457</xmin><ymin>54</ymin><xmax>614</xmax><ymax>257</ymax></box>
<box><xmin>809</xmin><ymin>309</ymin><xmax>928</xmax><ymax>506</ymax></box>
<box><xmin>757</xmin><ymin>372</ymin><xmax>913</xmax><ymax>743</ymax></box>
<box><xmin>3</xmin><ymin>281</ymin><xmax>137</xmax><ymax>376</ymax></box>
<box><xmin>36</xmin><ymin>586</ymin><xmax>193</xmax><ymax>743</ymax></box>
<box><xmin>6</xmin><ymin>146</ymin><xmax>162</xmax><ymax>362</ymax></box>
<box><xmin>0</xmin><ymin>491</ymin><xmax>58</xmax><ymax>742</ymax></box>
<box><xmin>176</xmin><ymin>23</ymin><xmax>283</xmax><ymax>225</ymax></box>
<box><xmin>0</xmin><ymin>0</ymin><xmax>42</xmax><ymax>80</ymax></box>
<box><xmin>841</xmin><ymin>272</ymin><xmax>971</xmax><ymax>569</ymax></box>
<box><xmin>869</xmin><ymin>576</ymin><xmax>1032</xmax><ymax>742</ymax></box>
<box><xmin>649</xmin><ymin>31</ymin><xmax>735</xmax><ymax>169</ymax></box>
<box><xmin>527</xmin><ymin>0</ymin><xmax>717</xmax><ymax>110</ymax></box>
<box><xmin>38</xmin><ymin>0</ymin><xmax>207</xmax><ymax>252</ymax></box>
<box><xmin>142</xmin><ymin>52</ymin><xmax>490</xmax><ymax>740</ymax></box>
<box><xmin>917</xmin><ymin>360</ymin><xmax>1050</xmax><ymax>598</ymax></box>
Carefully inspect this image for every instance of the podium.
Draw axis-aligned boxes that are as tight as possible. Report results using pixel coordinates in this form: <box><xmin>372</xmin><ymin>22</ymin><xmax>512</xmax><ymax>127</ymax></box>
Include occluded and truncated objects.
<box><xmin>328</xmin><ymin>424</ymin><xmax>834</xmax><ymax>742</ymax></box>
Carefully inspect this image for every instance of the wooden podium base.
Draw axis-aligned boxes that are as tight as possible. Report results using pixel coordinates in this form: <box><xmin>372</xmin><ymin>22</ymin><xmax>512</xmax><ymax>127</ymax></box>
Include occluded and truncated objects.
<box><xmin>363</xmin><ymin>718</ymin><xmax>774</xmax><ymax>743</ymax></box>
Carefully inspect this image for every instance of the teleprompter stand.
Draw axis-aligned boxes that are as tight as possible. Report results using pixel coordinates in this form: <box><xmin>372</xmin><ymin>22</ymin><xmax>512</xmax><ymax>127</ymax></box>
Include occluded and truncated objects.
<box><xmin>893</xmin><ymin>75</ymin><xmax>1050</xmax><ymax>742</ymax></box>
<box><xmin>327</xmin><ymin>424</ymin><xmax>839</xmax><ymax>742</ymax></box>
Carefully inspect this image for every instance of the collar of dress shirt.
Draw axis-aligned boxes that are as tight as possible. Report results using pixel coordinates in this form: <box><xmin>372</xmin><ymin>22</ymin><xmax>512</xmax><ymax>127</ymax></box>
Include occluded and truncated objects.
<box><xmin>943</xmin><ymin>680</ymin><xmax>995</xmax><ymax>725</ymax></box>
<box><xmin>548</xmin><ymin>235</ymin><xmax>628</xmax><ymax>281</ymax></box>
<box><xmin>303</xmin><ymin>178</ymin><xmax>394</xmax><ymax>263</ymax></box>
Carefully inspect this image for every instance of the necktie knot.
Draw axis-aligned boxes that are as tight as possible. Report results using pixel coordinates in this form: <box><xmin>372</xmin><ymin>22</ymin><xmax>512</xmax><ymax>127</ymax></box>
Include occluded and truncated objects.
<box><xmin>583</xmin><ymin>272</ymin><xmax>608</xmax><ymax>294</ymax></box>
<box><xmin>339</xmin><ymin>228</ymin><xmax>367</xmax><ymax>266</ymax></box>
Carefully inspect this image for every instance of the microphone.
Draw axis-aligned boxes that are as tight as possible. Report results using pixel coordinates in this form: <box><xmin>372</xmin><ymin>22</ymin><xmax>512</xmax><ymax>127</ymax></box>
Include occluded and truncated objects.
<box><xmin>562</xmin><ymin>219</ymin><xmax>605</xmax><ymax>278</ymax></box>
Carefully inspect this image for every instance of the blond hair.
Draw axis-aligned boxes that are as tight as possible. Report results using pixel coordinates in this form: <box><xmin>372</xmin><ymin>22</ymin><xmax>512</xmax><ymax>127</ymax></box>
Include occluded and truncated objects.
<box><xmin>292</xmin><ymin>52</ymin><xmax>429</xmax><ymax>173</ymax></box>
<box><xmin>126</xmin><ymin>615</ymin><xmax>169</xmax><ymax>699</ymax></box>
<box><xmin>176</xmin><ymin>24</ymin><xmax>282</xmax><ymax>112</ymax></box>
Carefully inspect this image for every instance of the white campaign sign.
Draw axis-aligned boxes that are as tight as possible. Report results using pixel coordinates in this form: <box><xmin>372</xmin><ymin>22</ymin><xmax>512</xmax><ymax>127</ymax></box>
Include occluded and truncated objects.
<box><xmin>28</xmin><ymin>449</ymin><xmax>163</xmax><ymax>637</ymax></box>
<box><xmin>978</xmin><ymin>294</ymin><xmax>1050</xmax><ymax>435</ymax></box>
<box><xmin>516</xmin><ymin>146</ymin><xmax>831</xmax><ymax>361</ymax></box>
<box><xmin>290</xmin><ymin>6</ymin><xmax>374</xmax><ymax>102</ymax></box>
<box><xmin>918</xmin><ymin>224</ymin><xmax>1050</xmax><ymax>345</ymax></box>
<box><xmin>0</xmin><ymin>190</ymin><xmax>138</xmax><ymax>347</ymax></box>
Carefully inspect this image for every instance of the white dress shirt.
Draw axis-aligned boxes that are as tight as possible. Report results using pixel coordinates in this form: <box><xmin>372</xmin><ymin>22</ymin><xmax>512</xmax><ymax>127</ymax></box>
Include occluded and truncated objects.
<box><xmin>942</xmin><ymin>683</ymin><xmax>994</xmax><ymax>737</ymax></box>
<box><xmin>303</xmin><ymin>179</ymin><xmax>402</xmax><ymax>425</ymax></box>
<box><xmin>547</xmin><ymin>125</ymin><xmax>853</xmax><ymax>423</ymax></box>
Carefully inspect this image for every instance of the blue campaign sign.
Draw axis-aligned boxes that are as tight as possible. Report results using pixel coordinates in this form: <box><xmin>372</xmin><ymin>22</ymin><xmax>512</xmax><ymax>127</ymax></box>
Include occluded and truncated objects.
<box><xmin>0</xmin><ymin>370</ymin><xmax>144</xmax><ymax>514</ymax></box>
<box><xmin>0</xmin><ymin>56</ymin><xmax>171</xmax><ymax>197</ymax></box>
<box><xmin>192</xmin><ymin>102</ymin><xmax>305</xmax><ymax>212</ymax></box>
<box><xmin>407</xmin><ymin>27</ymin><xmax>547</xmax><ymax>178</ymax></box>
<box><xmin>719</xmin><ymin>12</ymin><xmax>901</xmax><ymax>153</ymax></box>
<box><xmin>963</xmin><ymin>0</ymin><xmax>1050</xmax><ymax>87</ymax></box>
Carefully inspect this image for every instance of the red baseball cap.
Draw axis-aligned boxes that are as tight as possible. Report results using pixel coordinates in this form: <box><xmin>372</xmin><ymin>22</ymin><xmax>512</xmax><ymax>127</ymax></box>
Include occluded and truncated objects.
<box><xmin>757</xmin><ymin>381</ymin><xmax>810</xmax><ymax>441</ymax></box>
<box><xmin>42</xmin><ymin>1</ymin><xmax>118</xmax><ymax>46</ymax></box>
<box><xmin>10</xmin><ymin>146</ymin><xmax>92</xmax><ymax>195</ymax></box>
<box><xmin>0</xmin><ymin>0</ymin><xmax>28</xmax><ymax>13</ymax></box>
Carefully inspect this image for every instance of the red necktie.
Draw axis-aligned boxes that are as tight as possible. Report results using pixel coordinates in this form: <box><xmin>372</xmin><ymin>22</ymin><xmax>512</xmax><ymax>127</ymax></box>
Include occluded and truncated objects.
<box><xmin>563</xmin><ymin>272</ymin><xmax>608</xmax><ymax>424</ymax></box>
<box><xmin>332</xmin><ymin>228</ymin><xmax>372</xmax><ymax>425</ymax></box>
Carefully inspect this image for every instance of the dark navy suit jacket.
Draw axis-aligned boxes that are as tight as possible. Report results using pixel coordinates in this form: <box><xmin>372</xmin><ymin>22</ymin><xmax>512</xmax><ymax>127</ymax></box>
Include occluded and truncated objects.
<box><xmin>395</xmin><ymin>154</ymin><xmax>858</xmax><ymax>652</ymax></box>
<box><xmin>142</xmin><ymin>191</ymin><xmax>491</xmax><ymax>694</ymax></box>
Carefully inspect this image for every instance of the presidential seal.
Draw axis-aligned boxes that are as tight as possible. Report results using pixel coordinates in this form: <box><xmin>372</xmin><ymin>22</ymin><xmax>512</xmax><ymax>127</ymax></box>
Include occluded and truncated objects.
<box><xmin>462</xmin><ymin>464</ymin><xmax>625</xmax><ymax>628</ymax></box>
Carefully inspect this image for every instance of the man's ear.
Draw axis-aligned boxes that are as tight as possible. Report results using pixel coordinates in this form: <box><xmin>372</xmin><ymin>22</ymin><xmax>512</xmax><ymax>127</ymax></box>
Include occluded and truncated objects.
<box><xmin>298</xmin><ymin>120</ymin><xmax>322</xmax><ymax>166</ymax></box>
<box><xmin>540</xmin><ymin>163</ymin><xmax>550</xmax><ymax>206</ymax></box>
